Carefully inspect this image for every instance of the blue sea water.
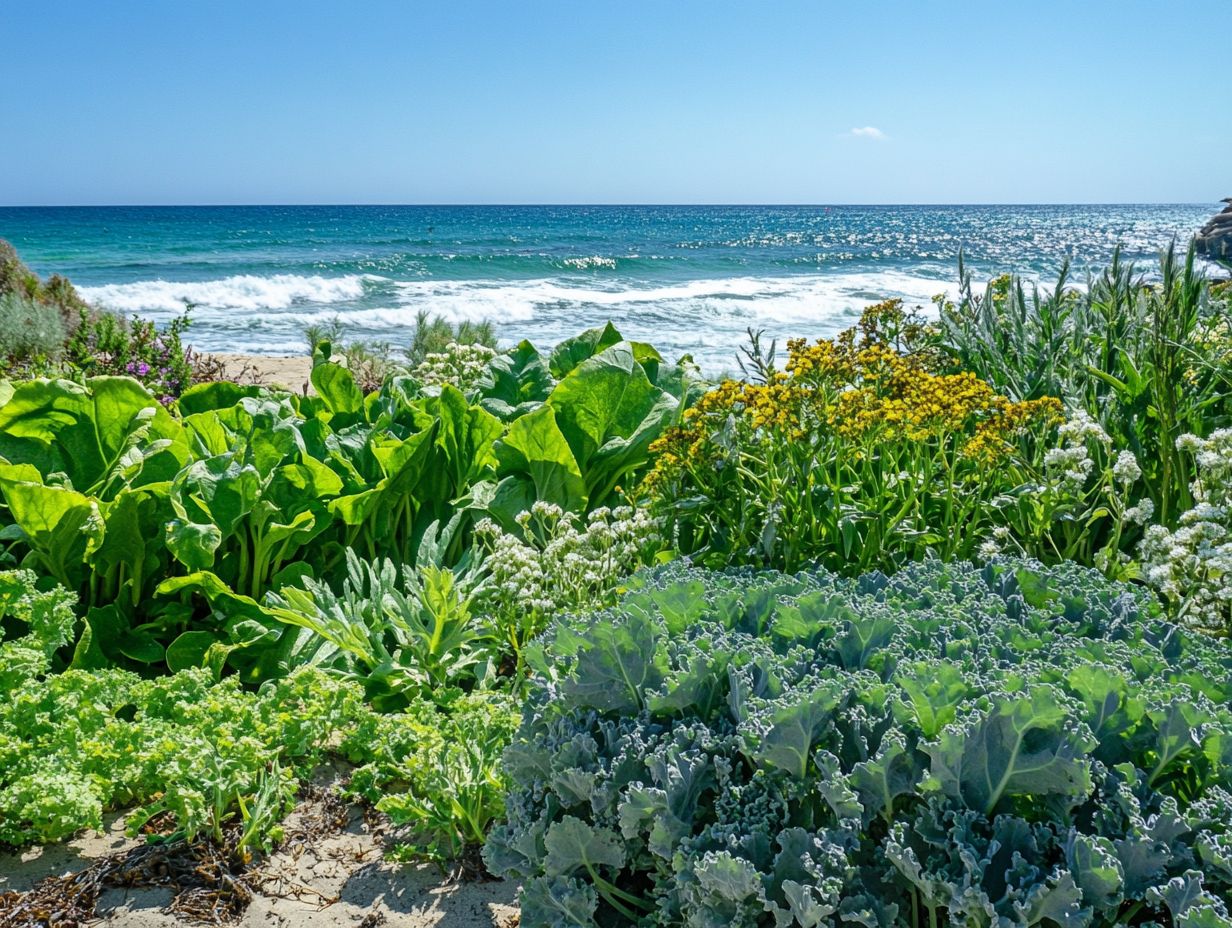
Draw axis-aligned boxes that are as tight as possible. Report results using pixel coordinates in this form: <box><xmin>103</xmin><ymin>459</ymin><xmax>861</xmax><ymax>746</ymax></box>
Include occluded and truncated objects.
<box><xmin>0</xmin><ymin>204</ymin><xmax>1216</xmax><ymax>370</ymax></box>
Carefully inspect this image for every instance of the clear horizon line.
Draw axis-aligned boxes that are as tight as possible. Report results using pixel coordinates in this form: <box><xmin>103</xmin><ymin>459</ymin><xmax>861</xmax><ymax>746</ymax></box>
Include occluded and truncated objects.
<box><xmin>0</xmin><ymin>200</ymin><xmax>1215</xmax><ymax>209</ymax></box>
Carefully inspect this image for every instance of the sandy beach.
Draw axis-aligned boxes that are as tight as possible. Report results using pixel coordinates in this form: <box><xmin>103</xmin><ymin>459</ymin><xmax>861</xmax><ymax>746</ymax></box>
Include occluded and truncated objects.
<box><xmin>0</xmin><ymin>785</ymin><xmax>519</xmax><ymax>928</ymax></box>
<box><xmin>205</xmin><ymin>353</ymin><xmax>314</xmax><ymax>392</ymax></box>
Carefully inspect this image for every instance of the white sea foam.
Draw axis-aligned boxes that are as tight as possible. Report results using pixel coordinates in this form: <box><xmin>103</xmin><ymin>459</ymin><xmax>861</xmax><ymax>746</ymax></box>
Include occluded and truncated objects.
<box><xmin>74</xmin><ymin>269</ymin><xmax>963</xmax><ymax>369</ymax></box>
<box><xmin>77</xmin><ymin>273</ymin><xmax>381</xmax><ymax>314</ymax></box>
<box><xmin>388</xmin><ymin>270</ymin><xmax>957</xmax><ymax>325</ymax></box>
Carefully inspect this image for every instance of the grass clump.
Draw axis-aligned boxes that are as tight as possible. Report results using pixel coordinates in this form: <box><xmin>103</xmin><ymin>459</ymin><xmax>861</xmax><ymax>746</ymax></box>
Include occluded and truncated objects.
<box><xmin>0</xmin><ymin>292</ymin><xmax>66</xmax><ymax>364</ymax></box>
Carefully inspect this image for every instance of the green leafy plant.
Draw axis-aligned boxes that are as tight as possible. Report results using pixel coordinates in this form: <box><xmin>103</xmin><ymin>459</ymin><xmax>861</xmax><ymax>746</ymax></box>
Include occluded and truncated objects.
<box><xmin>644</xmin><ymin>303</ymin><xmax>1063</xmax><ymax>573</ymax></box>
<box><xmin>487</xmin><ymin>338</ymin><xmax>678</xmax><ymax>524</ymax></box>
<box><xmin>406</xmin><ymin>309</ymin><xmax>497</xmax><ymax>368</ymax></box>
<box><xmin>939</xmin><ymin>243</ymin><xmax>1230</xmax><ymax>529</ymax></box>
<box><xmin>1140</xmin><ymin>428</ymin><xmax>1232</xmax><ymax>635</ymax></box>
<box><xmin>263</xmin><ymin>544</ymin><xmax>491</xmax><ymax>707</ymax></box>
<box><xmin>473</xmin><ymin>502</ymin><xmax>661</xmax><ymax>660</ymax></box>
<box><xmin>348</xmin><ymin>692</ymin><xmax>519</xmax><ymax>867</ymax></box>
<box><xmin>488</xmin><ymin>558</ymin><xmax>1232</xmax><ymax>927</ymax></box>
<box><xmin>0</xmin><ymin>646</ymin><xmax>370</xmax><ymax>848</ymax></box>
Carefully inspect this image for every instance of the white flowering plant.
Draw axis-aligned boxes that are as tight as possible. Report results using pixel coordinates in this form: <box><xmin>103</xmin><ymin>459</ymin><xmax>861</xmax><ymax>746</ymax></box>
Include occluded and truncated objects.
<box><xmin>413</xmin><ymin>341</ymin><xmax>500</xmax><ymax>392</ymax></box>
<box><xmin>982</xmin><ymin>409</ymin><xmax>1151</xmax><ymax>579</ymax></box>
<box><xmin>474</xmin><ymin>502</ymin><xmax>662</xmax><ymax>661</ymax></box>
<box><xmin>1139</xmin><ymin>429</ymin><xmax>1232</xmax><ymax>635</ymax></box>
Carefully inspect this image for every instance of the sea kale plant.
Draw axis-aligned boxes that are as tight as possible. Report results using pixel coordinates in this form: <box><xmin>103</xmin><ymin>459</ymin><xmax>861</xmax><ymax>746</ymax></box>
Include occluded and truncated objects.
<box><xmin>487</xmin><ymin>559</ymin><xmax>1232</xmax><ymax>928</ymax></box>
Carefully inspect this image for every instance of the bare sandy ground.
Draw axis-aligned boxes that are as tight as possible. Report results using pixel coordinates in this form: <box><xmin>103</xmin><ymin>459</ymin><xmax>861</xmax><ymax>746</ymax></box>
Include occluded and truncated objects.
<box><xmin>205</xmin><ymin>354</ymin><xmax>315</xmax><ymax>393</ymax></box>
<box><xmin>0</xmin><ymin>795</ymin><xmax>519</xmax><ymax>927</ymax></box>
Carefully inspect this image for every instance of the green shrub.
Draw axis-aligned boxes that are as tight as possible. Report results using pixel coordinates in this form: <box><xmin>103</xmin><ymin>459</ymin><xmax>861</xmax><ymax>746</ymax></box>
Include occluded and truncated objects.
<box><xmin>66</xmin><ymin>309</ymin><xmax>194</xmax><ymax>402</ymax></box>
<box><xmin>939</xmin><ymin>243</ymin><xmax>1230</xmax><ymax>528</ymax></box>
<box><xmin>0</xmin><ymin>292</ymin><xmax>66</xmax><ymax>367</ymax></box>
<box><xmin>346</xmin><ymin>691</ymin><xmax>520</xmax><ymax>864</ymax></box>
<box><xmin>0</xmin><ymin>567</ymin><xmax>373</xmax><ymax>848</ymax></box>
<box><xmin>642</xmin><ymin>302</ymin><xmax>1065</xmax><ymax>574</ymax></box>
<box><xmin>0</xmin><ymin>239</ymin><xmax>193</xmax><ymax>400</ymax></box>
<box><xmin>303</xmin><ymin>311</ymin><xmax>499</xmax><ymax>393</ymax></box>
<box><xmin>487</xmin><ymin>559</ymin><xmax>1232</xmax><ymax>927</ymax></box>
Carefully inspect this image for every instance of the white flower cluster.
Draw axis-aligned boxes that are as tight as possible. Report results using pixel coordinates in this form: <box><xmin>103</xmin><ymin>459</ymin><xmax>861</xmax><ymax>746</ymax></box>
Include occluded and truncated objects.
<box><xmin>474</xmin><ymin>502</ymin><xmax>660</xmax><ymax>645</ymax></box>
<box><xmin>413</xmin><ymin>342</ymin><xmax>499</xmax><ymax>391</ymax></box>
<box><xmin>977</xmin><ymin>525</ymin><xmax>1014</xmax><ymax>561</ymax></box>
<box><xmin>1139</xmin><ymin>429</ymin><xmax>1232</xmax><ymax>632</ymax></box>
<box><xmin>1042</xmin><ymin>410</ymin><xmax>1110</xmax><ymax>492</ymax></box>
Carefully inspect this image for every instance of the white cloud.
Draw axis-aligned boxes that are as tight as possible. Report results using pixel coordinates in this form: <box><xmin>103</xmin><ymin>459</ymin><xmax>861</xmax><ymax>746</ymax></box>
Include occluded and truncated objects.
<box><xmin>848</xmin><ymin>126</ymin><xmax>888</xmax><ymax>140</ymax></box>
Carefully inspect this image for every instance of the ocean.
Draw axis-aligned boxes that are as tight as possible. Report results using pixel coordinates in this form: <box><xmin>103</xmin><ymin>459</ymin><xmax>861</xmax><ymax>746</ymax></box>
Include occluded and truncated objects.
<box><xmin>0</xmin><ymin>204</ymin><xmax>1215</xmax><ymax>371</ymax></box>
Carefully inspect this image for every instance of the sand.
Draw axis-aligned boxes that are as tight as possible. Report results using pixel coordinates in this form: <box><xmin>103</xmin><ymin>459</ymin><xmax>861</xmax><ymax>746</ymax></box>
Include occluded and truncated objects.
<box><xmin>204</xmin><ymin>354</ymin><xmax>315</xmax><ymax>393</ymax></box>
<box><xmin>0</xmin><ymin>793</ymin><xmax>520</xmax><ymax>928</ymax></box>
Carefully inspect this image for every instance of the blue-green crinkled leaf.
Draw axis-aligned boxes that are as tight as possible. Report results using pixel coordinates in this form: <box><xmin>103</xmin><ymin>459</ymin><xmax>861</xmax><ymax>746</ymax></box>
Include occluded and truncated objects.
<box><xmin>1014</xmin><ymin>872</ymin><xmax>1088</xmax><ymax>928</ymax></box>
<box><xmin>850</xmin><ymin>732</ymin><xmax>921</xmax><ymax>824</ymax></box>
<box><xmin>520</xmin><ymin>875</ymin><xmax>599</xmax><ymax>928</ymax></box>
<box><xmin>544</xmin><ymin>816</ymin><xmax>625</xmax><ymax>877</ymax></box>
<box><xmin>618</xmin><ymin>743</ymin><xmax>714</xmax><ymax>860</ymax></box>
<box><xmin>1065</xmin><ymin>833</ymin><xmax>1124</xmax><ymax>914</ymax></box>
<box><xmin>493</xmin><ymin>557</ymin><xmax>1232</xmax><ymax>928</ymax></box>
<box><xmin>1148</xmin><ymin>872</ymin><xmax>1232</xmax><ymax>928</ymax></box>
<box><xmin>749</xmin><ymin>686</ymin><xmax>840</xmax><ymax>779</ymax></box>
<box><xmin>926</xmin><ymin>688</ymin><xmax>1094</xmax><ymax>814</ymax></box>
<box><xmin>560</xmin><ymin>608</ymin><xmax>663</xmax><ymax>713</ymax></box>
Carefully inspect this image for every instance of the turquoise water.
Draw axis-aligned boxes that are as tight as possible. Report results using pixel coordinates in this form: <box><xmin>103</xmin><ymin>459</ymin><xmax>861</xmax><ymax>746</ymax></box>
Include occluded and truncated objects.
<box><xmin>0</xmin><ymin>204</ymin><xmax>1215</xmax><ymax>369</ymax></box>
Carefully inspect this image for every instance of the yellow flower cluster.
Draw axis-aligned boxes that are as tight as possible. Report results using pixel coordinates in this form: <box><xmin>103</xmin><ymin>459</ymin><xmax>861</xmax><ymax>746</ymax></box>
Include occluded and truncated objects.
<box><xmin>646</xmin><ymin>300</ymin><xmax>1065</xmax><ymax>493</ymax></box>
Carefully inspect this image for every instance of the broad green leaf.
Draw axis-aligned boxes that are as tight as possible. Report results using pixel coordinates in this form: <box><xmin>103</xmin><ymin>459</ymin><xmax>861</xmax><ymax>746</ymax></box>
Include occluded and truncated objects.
<box><xmin>0</xmin><ymin>473</ymin><xmax>103</xmax><ymax>588</ymax></box>
<box><xmin>549</xmin><ymin>322</ymin><xmax>623</xmax><ymax>379</ymax></box>
<box><xmin>0</xmin><ymin>376</ymin><xmax>183</xmax><ymax>493</ymax></box>
<box><xmin>165</xmin><ymin>518</ymin><xmax>223</xmax><ymax>570</ymax></box>
<box><xmin>494</xmin><ymin>404</ymin><xmax>586</xmax><ymax>512</ymax></box>
<box><xmin>165</xmin><ymin>630</ymin><xmax>220</xmax><ymax>671</ymax></box>
<box><xmin>477</xmin><ymin>340</ymin><xmax>555</xmax><ymax>420</ymax></box>
<box><xmin>547</xmin><ymin>342</ymin><xmax>677</xmax><ymax>504</ymax></box>
<box><xmin>311</xmin><ymin>360</ymin><xmax>364</xmax><ymax>419</ymax></box>
<box><xmin>176</xmin><ymin>381</ymin><xmax>262</xmax><ymax>416</ymax></box>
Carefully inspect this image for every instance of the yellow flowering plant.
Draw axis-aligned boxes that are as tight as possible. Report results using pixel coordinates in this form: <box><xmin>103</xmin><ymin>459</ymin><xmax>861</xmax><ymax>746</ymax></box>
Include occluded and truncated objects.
<box><xmin>642</xmin><ymin>301</ymin><xmax>1063</xmax><ymax>573</ymax></box>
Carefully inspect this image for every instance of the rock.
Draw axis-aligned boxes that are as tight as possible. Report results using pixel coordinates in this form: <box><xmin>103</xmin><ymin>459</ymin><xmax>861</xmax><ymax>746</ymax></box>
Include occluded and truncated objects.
<box><xmin>1196</xmin><ymin>198</ymin><xmax>1232</xmax><ymax>269</ymax></box>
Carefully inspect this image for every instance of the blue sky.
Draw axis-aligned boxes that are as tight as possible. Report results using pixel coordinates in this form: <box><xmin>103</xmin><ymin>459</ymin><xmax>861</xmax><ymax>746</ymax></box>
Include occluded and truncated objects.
<box><xmin>1</xmin><ymin>0</ymin><xmax>1226</xmax><ymax>205</ymax></box>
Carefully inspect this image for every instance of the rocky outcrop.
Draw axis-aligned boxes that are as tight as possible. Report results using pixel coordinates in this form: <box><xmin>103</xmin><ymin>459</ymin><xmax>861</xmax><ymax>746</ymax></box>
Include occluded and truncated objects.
<box><xmin>1197</xmin><ymin>198</ymin><xmax>1232</xmax><ymax>269</ymax></box>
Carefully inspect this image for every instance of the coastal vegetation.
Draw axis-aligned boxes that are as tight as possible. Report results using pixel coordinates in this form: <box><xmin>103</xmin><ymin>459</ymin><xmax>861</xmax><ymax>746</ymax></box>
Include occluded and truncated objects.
<box><xmin>0</xmin><ymin>241</ymin><xmax>193</xmax><ymax>400</ymax></box>
<box><xmin>1</xmin><ymin>241</ymin><xmax>1231</xmax><ymax>926</ymax></box>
